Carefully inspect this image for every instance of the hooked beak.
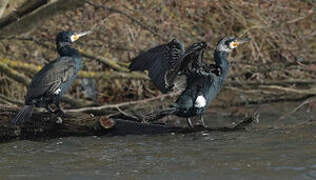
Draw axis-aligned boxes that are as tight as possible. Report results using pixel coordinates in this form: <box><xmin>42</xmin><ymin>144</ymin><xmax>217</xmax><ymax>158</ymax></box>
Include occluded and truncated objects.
<box><xmin>71</xmin><ymin>31</ymin><xmax>92</xmax><ymax>42</ymax></box>
<box><xmin>235</xmin><ymin>37</ymin><xmax>251</xmax><ymax>44</ymax></box>
<box><xmin>77</xmin><ymin>31</ymin><xmax>92</xmax><ymax>38</ymax></box>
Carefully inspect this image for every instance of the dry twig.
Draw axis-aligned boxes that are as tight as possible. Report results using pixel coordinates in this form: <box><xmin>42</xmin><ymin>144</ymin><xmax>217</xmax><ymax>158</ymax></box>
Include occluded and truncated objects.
<box><xmin>65</xmin><ymin>91</ymin><xmax>180</xmax><ymax>113</ymax></box>
<box><xmin>84</xmin><ymin>0</ymin><xmax>167</xmax><ymax>41</ymax></box>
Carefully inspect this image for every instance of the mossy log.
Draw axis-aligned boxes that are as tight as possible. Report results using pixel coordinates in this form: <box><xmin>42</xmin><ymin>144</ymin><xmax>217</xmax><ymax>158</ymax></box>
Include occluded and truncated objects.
<box><xmin>0</xmin><ymin>105</ymin><xmax>257</xmax><ymax>143</ymax></box>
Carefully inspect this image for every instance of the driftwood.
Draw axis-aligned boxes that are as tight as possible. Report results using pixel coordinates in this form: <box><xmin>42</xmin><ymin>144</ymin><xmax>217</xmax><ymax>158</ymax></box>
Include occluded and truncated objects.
<box><xmin>0</xmin><ymin>105</ymin><xmax>258</xmax><ymax>143</ymax></box>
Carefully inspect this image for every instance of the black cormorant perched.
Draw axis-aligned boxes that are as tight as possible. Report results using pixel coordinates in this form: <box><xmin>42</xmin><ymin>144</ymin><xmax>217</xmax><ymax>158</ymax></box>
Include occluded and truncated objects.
<box><xmin>12</xmin><ymin>31</ymin><xmax>91</xmax><ymax>124</ymax></box>
<box><xmin>129</xmin><ymin>37</ymin><xmax>250</xmax><ymax>128</ymax></box>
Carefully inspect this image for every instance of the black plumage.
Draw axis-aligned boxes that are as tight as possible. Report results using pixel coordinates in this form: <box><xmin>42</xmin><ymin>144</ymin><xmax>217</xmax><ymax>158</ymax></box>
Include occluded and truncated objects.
<box><xmin>129</xmin><ymin>37</ymin><xmax>250</xmax><ymax>128</ymax></box>
<box><xmin>129</xmin><ymin>39</ymin><xmax>207</xmax><ymax>93</ymax></box>
<box><xmin>12</xmin><ymin>31</ymin><xmax>91</xmax><ymax>124</ymax></box>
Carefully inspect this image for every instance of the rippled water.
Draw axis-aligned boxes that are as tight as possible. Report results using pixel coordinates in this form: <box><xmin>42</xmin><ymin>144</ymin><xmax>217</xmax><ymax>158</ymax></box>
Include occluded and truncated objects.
<box><xmin>0</xmin><ymin>102</ymin><xmax>315</xmax><ymax>180</ymax></box>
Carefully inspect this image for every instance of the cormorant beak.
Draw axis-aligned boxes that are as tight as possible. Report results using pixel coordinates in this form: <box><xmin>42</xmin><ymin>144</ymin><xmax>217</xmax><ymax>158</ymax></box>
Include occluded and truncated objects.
<box><xmin>235</xmin><ymin>38</ymin><xmax>251</xmax><ymax>45</ymax></box>
<box><xmin>71</xmin><ymin>31</ymin><xmax>92</xmax><ymax>42</ymax></box>
<box><xmin>77</xmin><ymin>31</ymin><xmax>92</xmax><ymax>38</ymax></box>
<box><xmin>229</xmin><ymin>38</ymin><xmax>251</xmax><ymax>49</ymax></box>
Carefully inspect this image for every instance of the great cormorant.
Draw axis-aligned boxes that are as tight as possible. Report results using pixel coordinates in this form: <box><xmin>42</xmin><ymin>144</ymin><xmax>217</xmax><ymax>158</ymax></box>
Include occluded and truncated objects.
<box><xmin>129</xmin><ymin>37</ymin><xmax>250</xmax><ymax>128</ymax></box>
<box><xmin>12</xmin><ymin>31</ymin><xmax>91</xmax><ymax>124</ymax></box>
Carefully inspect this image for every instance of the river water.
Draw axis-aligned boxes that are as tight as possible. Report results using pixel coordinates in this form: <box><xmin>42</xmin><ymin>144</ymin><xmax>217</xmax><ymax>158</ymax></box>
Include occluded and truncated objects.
<box><xmin>0</xmin><ymin>102</ymin><xmax>315</xmax><ymax>180</ymax></box>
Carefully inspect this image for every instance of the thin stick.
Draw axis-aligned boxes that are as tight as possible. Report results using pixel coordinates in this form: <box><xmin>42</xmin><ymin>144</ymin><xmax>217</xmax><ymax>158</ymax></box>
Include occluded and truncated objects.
<box><xmin>84</xmin><ymin>0</ymin><xmax>167</xmax><ymax>41</ymax></box>
<box><xmin>0</xmin><ymin>0</ymin><xmax>9</xmax><ymax>18</ymax></box>
<box><xmin>65</xmin><ymin>91</ymin><xmax>180</xmax><ymax>113</ymax></box>
<box><xmin>277</xmin><ymin>97</ymin><xmax>315</xmax><ymax>121</ymax></box>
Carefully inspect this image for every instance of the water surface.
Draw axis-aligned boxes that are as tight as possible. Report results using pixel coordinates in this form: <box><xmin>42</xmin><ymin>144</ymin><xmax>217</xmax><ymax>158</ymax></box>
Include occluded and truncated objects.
<box><xmin>0</xmin><ymin>102</ymin><xmax>315</xmax><ymax>180</ymax></box>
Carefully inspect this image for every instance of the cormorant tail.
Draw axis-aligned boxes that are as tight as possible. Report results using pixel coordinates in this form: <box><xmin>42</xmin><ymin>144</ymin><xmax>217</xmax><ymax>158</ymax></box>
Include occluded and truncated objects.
<box><xmin>11</xmin><ymin>105</ymin><xmax>33</xmax><ymax>124</ymax></box>
<box><xmin>143</xmin><ymin>107</ymin><xmax>177</xmax><ymax>122</ymax></box>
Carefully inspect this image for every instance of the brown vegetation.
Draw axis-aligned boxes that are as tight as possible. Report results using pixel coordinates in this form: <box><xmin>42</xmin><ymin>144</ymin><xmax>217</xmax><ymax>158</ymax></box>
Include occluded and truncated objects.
<box><xmin>0</xmin><ymin>0</ymin><xmax>315</xmax><ymax>113</ymax></box>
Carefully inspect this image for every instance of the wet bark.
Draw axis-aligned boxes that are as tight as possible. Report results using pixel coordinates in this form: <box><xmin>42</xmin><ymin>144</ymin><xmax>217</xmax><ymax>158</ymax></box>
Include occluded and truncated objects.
<box><xmin>0</xmin><ymin>105</ymin><xmax>257</xmax><ymax>143</ymax></box>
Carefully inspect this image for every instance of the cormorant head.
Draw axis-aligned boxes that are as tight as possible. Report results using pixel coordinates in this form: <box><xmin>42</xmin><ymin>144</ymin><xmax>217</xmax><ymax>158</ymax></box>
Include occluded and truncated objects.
<box><xmin>56</xmin><ymin>31</ymin><xmax>92</xmax><ymax>44</ymax></box>
<box><xmin>216</xmin><ymin>37</ymin><xmax>251</xmax><ymax>52</ymax></box>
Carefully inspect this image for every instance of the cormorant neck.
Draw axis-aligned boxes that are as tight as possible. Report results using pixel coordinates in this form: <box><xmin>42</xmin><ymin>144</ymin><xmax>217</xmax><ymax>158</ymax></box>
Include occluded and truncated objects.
<box><xmin>214</xmin><ymin>50</ymin><xmax>229</xmax><ymax>78</ymax></box>
<box><xmin>57</xmin><ymin>41</ymin><xmax>80</xmax><ymax>57</ymax></box>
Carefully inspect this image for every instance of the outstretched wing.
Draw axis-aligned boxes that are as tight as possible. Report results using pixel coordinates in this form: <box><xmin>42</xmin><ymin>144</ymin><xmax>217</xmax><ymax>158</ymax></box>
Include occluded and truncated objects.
<box><xmin>26</xmin><ymin>56</ymin><xmax>77</xmax><ymax>100</ymax></box>
<box><xmin>179</xmin><ymin>41</ymin><xmax>207</xmax><ymax>75</ymax></box>
<box><xmin>167</xmin><ymin>41</ymin><xmax>208</xmax><ymax>92</ymax></box>
<box><xmin>129</xmin><ymin>39</ymin><xmax>185</xmax><ymax>93</ymax></box>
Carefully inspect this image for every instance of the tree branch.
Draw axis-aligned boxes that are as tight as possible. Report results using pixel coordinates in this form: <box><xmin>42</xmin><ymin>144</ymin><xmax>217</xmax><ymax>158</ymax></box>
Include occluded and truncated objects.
<box><xmin>0</xmin><ymin>37</ymin><xmax>136</xmax><ymax>73</ymax></box>
<box><xmin>0</xmin><ymin>0</ymin><xmax>9</xmax><ymax>18</ymax></box>
<box><xmin>259</xmin><ymin>85</ymin><xmax>316</xmax><ymax>95</ymax></box>
<box><xmin>0</xmin><ymin>94</ymin><xmax>23</xmax><ymax>106</ymax></box>
<box><xmin>65</xmin><ymin>91</ymin><xmax>181</xmax><ymax>113</ymax></box>
<box><xmin>85</xmin><ymin>0</ymin><xmax>167</xmax><ymax>41</ymax></box>
<box><xmin>0</xmin><ymin>0</ymin><xmax>85</xmax><ymax>36</ymax></box>
<box><xmin>0</xmin><ymin>57</ymin><xmax>149</xmax><ymax>80</ymax></box>
<box><xmin>0</xmin><ymin>0</ymin><xmax>49</xmax><ymax>29</ymax></box>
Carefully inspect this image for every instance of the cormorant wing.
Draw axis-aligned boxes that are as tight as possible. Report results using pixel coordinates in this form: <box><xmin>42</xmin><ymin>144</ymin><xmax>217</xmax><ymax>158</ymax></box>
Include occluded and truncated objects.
<box><xmin>166</xmin><ymin>41</ymin><xmax>208</xmax><ymax>92</ymax></box>
<box><xmin>179</xmin><ymin>41</ymin><xmax>223</xmax><ymax>78</ymax></box>
<box><xmin>26</xmin><ymin>56</ymin><xmax>77</xmax><ymax>100</ymax></box>
<box><xmin>129</xmin><ymin>39</ymin><xmax>185</xmax><ymax>93</ymax></box>
<box><xmin>178</xmin><ymin>42</ymin><xmax>207</xmax><ymax>75</ymax></box>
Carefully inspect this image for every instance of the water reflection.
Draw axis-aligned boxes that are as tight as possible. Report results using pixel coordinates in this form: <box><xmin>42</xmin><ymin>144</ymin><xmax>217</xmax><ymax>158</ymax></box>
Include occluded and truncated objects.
<box><xmin>0</xmin><ymin>102</ymin><xmax>315</xmax><ymax>180</ymax></box>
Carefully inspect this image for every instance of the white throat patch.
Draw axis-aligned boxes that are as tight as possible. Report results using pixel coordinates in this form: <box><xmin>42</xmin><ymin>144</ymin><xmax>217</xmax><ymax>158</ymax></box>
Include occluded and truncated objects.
<box><xmin>195</xmin><ymin>95</ymin><xmax>206</xmax><ymax>108</ymax></box>
<box><xmin>54</xmin><ymin>88</ymin><xmax>61</xmax><ymax>95</ymax></box>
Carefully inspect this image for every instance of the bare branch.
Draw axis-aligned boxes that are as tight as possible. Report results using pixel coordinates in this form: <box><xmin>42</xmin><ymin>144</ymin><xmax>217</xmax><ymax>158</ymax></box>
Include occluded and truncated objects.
<box><xmin>0</xmin><ymin>37</ymin><xmax>134</xmax><ymax>73</ymax></box>
<box><xmin>85</xmin><ymin>0</ymin><xmax>167</xmax><ymax>41</ymax></box>
<box><xmin>0</xmin><ymin>0</ymin><xmax>85</xmax><ymax>36</ymax></box>
<box><xmin>65</xmin><ymin>91</ymin><xmax>181</xmax><ymax>113</ymax></box>
<box><xmin>0</xmin><ymin>93</ymin><xmax>23</xmax><ymax>106</ymax></box>
<box><xmin>0</xmin><ymin>0</ymin><xmax>9</xmax><ymax>18</ymax></box>
<box><xmin>0</xmin><ymin>57</ymin><xmax>148</xmax><ymax>80</ymax></box>
<box><xmin>259</xmin><ymin>85</ymin><xmax>316</xmax><ymax>95</ymax></box>
<box><xmin>277</xmin><ymin>97</ymin><xmax>315</xmax><ymax>121</ymax></box>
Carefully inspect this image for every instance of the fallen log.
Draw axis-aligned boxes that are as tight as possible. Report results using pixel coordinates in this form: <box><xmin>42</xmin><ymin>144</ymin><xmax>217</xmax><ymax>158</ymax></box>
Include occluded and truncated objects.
<box><xmin>0</xmin><ymin>105</ymin><xmax>258</xmax><ymax>143</ymax></box>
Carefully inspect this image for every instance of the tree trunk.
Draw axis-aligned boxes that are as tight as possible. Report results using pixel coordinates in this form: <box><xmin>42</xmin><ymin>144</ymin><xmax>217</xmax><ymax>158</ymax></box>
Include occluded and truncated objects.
<box><xmin>0</xmin><ymin>105</ymin><xmax>257</xmax><ymax>143</ymax></box>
